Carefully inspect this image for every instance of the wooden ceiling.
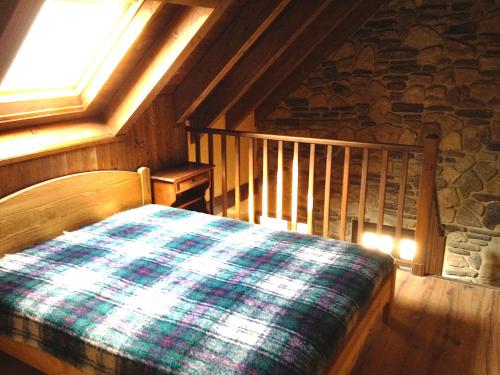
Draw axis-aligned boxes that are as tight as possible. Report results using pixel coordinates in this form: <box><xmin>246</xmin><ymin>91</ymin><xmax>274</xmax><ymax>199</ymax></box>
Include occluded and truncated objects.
<box><xmin>173</xmin><ymin>0</ymin><xmax>386</xmax><ymax>130</ymax></box>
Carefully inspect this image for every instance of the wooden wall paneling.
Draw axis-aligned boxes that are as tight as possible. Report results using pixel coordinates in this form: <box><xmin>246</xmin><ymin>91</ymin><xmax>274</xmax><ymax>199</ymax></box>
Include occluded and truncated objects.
<box><xmin>190</xmin><ymin>0</ymin><xmax>330</xmax><ymax>129</ymax></box>
<box><xmin>0</xmin><ymin>95</ymin><xmax>187</xmax><ymax>199</ymax></box>
<box><xmin>173</xmin><ymin>0</ymin><xmax>290</xmax><ymax>123</ymax></box>
<box><xmin>256</xmin><ymin>0</ymin><xmax>385</xmax><ymax>122</ymax></box>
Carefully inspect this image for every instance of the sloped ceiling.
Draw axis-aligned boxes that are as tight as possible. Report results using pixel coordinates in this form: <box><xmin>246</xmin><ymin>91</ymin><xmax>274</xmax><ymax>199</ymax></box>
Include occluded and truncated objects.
<box><xmin>0</xmin><ymin>0</ymin><xmax>385</xmax><ymax>161</ymax></box>
<box><xmin>173</xmin><ymin>0</ymin><xmax>386</xmax><ymax>130</ymax></box>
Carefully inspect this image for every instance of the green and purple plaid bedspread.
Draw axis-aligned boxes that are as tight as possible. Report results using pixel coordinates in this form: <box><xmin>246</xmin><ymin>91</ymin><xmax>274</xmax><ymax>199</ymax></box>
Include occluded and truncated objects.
<box><xmin>0</xmin><ymin>205</ymin><xmax>393</xmax><ymax>374</ymax></box>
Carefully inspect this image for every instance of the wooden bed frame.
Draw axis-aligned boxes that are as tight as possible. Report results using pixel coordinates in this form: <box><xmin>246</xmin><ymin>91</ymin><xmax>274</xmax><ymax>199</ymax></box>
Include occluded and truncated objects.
<box><xmin>0</xmin><ymin>168</ymin><xmax>395</xmax><ymax>375</ymax></box>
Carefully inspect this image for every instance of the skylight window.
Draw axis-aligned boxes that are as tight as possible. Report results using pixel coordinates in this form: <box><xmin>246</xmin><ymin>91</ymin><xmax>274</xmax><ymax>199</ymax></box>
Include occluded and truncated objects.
<box><xmin>0</xmin><ymin>0</ymin><xmax>138</xmax><ymax>101</ymax></box>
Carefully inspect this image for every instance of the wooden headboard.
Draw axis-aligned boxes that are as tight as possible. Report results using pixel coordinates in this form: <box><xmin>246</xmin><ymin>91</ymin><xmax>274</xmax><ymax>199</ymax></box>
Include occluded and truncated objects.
<box><xmin>0</xmin><ymin>167</ymin><xmax>152</xmax><ymax>256</ymax></box>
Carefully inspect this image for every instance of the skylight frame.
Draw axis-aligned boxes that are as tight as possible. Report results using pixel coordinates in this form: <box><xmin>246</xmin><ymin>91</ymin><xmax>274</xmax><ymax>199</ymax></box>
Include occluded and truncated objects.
<box><xmin>0</xmin><ymin>0</ymin><xmax>159</xmax><ymax>126</ymax></box>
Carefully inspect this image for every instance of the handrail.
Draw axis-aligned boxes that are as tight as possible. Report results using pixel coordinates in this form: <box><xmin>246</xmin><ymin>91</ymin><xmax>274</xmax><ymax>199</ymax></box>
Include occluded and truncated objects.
<box><xmin>186</xmin><ymin>126</ymin><xmax>423</xmax><ymax>153</ymax></box>
<box><xmin>186</xmin><ymin>126</ymin><xmax>442</xmax><ymax>276</ymax></box>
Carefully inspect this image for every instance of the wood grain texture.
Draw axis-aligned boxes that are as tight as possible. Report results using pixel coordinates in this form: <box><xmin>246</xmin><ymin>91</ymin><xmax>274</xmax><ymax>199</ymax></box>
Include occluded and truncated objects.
<box><xmin>0</xmin><ymin>338</ymin><xmax>84</xmax><ymax>375</ymax></box>
<box><xmin>352</xmin><ymin>271</ymin><xmax>500</xmax><ymax>375</ymax></box>
<box><xmin>0</xmin><ymin>168</ymin><xmax>148</xmax><ymax>255</ymax></box>
<box><xmin>0</xmin><ymin>95</ymin><xmax>187</xmax><ymax>199</ymax></box>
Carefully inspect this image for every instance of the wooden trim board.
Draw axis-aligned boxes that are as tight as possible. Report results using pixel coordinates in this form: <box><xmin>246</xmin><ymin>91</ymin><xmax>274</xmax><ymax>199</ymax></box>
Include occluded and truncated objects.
<box><xmin>327</xmin><ymin>270</ymin><xmax>393</xmax><ymax>375</ymax></box>
<box><xmin>0</xmin><ymin>167</ymin><xmax>151</xmax><ymax>256</ymax></box>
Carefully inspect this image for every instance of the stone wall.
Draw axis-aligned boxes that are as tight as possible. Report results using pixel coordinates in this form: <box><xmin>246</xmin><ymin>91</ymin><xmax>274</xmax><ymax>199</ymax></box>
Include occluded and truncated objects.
<box><xmin>258</xmin><ymin>0</ymin><xmax>500</xmax><ymax>286</ymax></box>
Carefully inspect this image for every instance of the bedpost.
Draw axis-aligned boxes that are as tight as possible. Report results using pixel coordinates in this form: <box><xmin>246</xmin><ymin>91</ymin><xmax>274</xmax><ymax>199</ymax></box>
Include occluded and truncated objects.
<box><xmin>413</xmin><ymin>135</ymin><xmax>439</xmax><ymax>276</ymax></box>
<box><xmin>383</xmin><ymin>265</ymin><xmax>397</xmax><ymax>324</ymax></box>
<box><xmin>138</xmin><ymin>167</ymin><xmax>152</xmax><ymax>204</ymax></box>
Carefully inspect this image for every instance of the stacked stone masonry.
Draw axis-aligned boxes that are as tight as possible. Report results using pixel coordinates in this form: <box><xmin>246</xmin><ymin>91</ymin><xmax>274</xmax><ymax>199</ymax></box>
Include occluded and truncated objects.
<box><xmin>259</xmin><ymin>0</ymin><xmax>500</xmax><ymax>286</ymax></box>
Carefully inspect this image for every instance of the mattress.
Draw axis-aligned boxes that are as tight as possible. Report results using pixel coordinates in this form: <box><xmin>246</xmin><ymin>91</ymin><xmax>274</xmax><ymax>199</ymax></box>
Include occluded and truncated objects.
<box><xmin>0</xmin><ymin>204</ymin><xmax>393</xmax><ymax>374</ymax></box>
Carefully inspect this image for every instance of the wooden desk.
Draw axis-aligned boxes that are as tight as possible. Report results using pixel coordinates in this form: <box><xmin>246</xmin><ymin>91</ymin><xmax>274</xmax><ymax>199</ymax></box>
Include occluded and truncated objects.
<box><xmin>151</xmin><ymin>163</ymin><xmax>214</xmax><ymax>213</ymax></box>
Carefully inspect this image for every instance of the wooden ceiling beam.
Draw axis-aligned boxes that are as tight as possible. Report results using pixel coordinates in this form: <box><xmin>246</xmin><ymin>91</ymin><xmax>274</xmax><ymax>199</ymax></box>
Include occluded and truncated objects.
<box><xmin>173</xmin><ymin>0</ymin><xmax>290</xmax><ymax>124</ymax></box>
<box><xmin>0</xmin><ymin>0</ymin><xmax>43</xmax><ymax>83</ymax></box>
<box><xmin>226</xmin><ymin>0</ymin><xmax>362</xmax><ymax>129</ymax></box>
<box><xmin>189</xmin><ymin>0</ymin><xmax>333</xmax><ymax>129</ymax></box>
<box><xmin>255</xmin><ymin>0</ymin><xmax>385</xmax><ymax>123</ymax></box>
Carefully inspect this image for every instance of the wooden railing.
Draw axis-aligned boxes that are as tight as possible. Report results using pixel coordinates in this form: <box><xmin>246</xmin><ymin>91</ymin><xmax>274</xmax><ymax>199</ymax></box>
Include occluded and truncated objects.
<box><xmin>186</xmin><ymin>127</ymin><xmax>443</xmax><ymax>276</ymax></box>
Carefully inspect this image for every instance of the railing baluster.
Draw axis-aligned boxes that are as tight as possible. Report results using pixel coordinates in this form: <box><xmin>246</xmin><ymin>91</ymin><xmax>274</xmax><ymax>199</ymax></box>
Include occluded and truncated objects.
<box><xmin>195</xmin><ymin>132</ymin><xmax>201</xmax><ymax>163</ymax></box>
<box><xmin>234</xmin><ymin>136</ymin><xmax>240</xmax><ymax>220</ymax></box>
<box><xmin>377</xmin><ymin>150</ymin><xmax>389</xmax><ymax>235</ymax></box>
<box><xmin>276</xmin><ymin>140</ymin><xmax>283</xmax><ymax>220</ymax></box>
<box><xmin>291</xmin><ymin>142</ymin><xmax>299</xmax><ymax>231</ymax></box>
<box><xmin>357</xmin><ymin>148</ymin><xmax>369</xmax><ymax>243</ymax></box>
<box><xmin>221</xmin><ymin>135</ymin><xmax>228</xmax><ymax>217</ymax></box>
<box><xmin>307</xmin><ymin>144</ymin><xmax>315</xmax><ymax>235</ymax></box>
<box><xmin>208</xmin><ymin>133</ymin><xmax>214</xmax><ymax>214</ymax></box>
<box><xmin>339</xmin><ymin>147</ymin><xmax>350</xmax><ymax>241</ymax></box>
<box><xmin>323</xmin><ymin>145</ymin><xmax>333</xmax><ymax>238</ymax></box>
<box><xmin>395</xmin><ymin>151</ymin><xmax>409</xmax><ymax>257</ymax></box>
<box><xmin>248</xmin><ymin>138</ymin><xmax>255</xmax><ymax>224</ymax></box>
<box><xmin>262</xmin><ymin>139</ymin><xmax>268</xmax><ymax>218</ymax></box>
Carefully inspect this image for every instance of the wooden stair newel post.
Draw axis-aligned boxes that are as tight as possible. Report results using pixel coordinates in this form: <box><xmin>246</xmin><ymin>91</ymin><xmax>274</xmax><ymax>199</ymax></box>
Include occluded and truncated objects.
<box><xmin>413</xmin><ymin>135</ymin><xmax>439</xmax><ymax>276</ymax></box>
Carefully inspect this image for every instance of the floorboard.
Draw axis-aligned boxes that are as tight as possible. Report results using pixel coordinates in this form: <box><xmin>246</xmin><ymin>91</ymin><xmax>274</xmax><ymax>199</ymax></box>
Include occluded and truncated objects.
<box><xmin>352</xmin><ymin>270</ymin><xmax>499</xmax><ymax>375</ymax></box>
<box><xmin>0</xmin><ymin>271</ymin><xmax>497</xmax><ymax>375</ymax></box>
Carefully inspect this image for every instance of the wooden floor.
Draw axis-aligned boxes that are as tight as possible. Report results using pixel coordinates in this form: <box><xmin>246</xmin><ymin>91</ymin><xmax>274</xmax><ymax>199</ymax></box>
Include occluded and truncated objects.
<box><xmin>352</xmin><ymin>270</ymin><xmax>499</xmax><ymax>375</ymax></box>
<box><xmin>0</xmin><ymin>271</ymin><xmax>498</xmax><ymax>375</ymax></box>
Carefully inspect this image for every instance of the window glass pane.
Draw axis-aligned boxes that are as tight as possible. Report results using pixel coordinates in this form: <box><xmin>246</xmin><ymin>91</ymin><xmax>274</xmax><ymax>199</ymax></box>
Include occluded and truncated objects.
<box><xmin>0</xmin><ymin>0</ymin><xmax>133</xmax><ymax>95</ymax></box>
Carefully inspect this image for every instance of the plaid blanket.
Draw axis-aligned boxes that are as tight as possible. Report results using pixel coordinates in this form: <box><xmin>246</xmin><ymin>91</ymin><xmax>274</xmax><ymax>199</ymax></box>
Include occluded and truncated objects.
<box><xmin>0</xmin><ymin>205</ymin><xmax>393</xmax><ymax>374</ymax></box>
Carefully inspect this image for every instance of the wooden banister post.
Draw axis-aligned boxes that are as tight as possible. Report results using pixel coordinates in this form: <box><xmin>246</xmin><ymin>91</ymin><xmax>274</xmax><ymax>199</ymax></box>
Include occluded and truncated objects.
<box><xmin>413</xmin><ymin>134</ymin><xmax>439</xmax><ymax>276</ymax></box>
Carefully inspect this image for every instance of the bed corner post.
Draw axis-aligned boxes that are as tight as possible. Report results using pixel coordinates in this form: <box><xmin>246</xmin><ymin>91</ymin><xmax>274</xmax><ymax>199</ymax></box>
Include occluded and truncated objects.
<box><xmin>138</xmin><ymin>167</ymin><xmax>152</xmax><ymax>204</ymax></box>
<box><xmin>383</xmin><ymin>265</ymin><xmax>397</xmax><ymax>324</ymax></box>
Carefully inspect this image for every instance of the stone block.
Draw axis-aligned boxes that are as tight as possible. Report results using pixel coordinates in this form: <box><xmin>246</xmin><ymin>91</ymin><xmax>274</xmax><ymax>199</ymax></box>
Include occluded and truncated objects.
<box><xmin>449</xmin><ymin>241</ymin><xmax>481</xmax><ymax>252</ymax></box>
<box><xmin>475</xmin><ymin>161</ymin><xmax>497</xmax><ymax>181</ymax></box>
<box><xmin>457</xmin><ymin>170</ymin><xmax>483</xmax><ymax>198</ymax></box>
<box><xmin>480</xmin><ymin>15</ymin><xmax>500</xmax><ymax>34</ymax></box>
<box><xmin>455</xmin><ymin>109</ymin><xmax>493</xmax><ymax>118</ymax></box>
<box><xmin>378</xmin><ymin>48</ymin><xmax>418</xmax><ymax>60</ymax></box>
<box><xmin>447</xmin><ymin>253</ymin><xmax>468</xmax><ymax>268</ymax></box>
<box><xmin>444</xmin><ymin>40</ymin><xmax>476</xmax><ymax>60</ymax></box>
<box><xmin>439</xmin><ymin>187</ymin><xmax>460</xmax><ymax>208</ymax></box>
<box><xmin>465</xmin><ymin>199</ymin><xmax>485</xmax><ymax>216</ymax></box>
<box><xmin>448</xmin><ymin>231</ymin><xmax>467</xmax><ymax>243</ymax></box>
<box><xmin>440</xmin><ymin>132</ymin><xmax>462</xmax><ymax>150</ymax></box>
<box><xmin>486</xmin><ymin>176</ymin><xmax>499</xmax><ymax>194</ymax></box>
<box><xmin>480</xmin><ymin>56</ymin><xmax>500</xmax><ymax>71</ymax></box>
<box><xmin>468</xmin><ymin>252</ymin><xmax>482</xmax><ymax>270</ymax></box>
<box><xmin>392</xmin><ymin>102</ymin><xmax>424</xmax><ymax>112</ymax></box>
<box><xmin>441</xmin><ymin>166</ymin><xmax>461</xmax><ymax>184</ymax></box>
<box><xmin>455</xmin><ymin>155</ymin><xmax>476</xmax><ymax>174</ymax></box>
<box><xmin>444</xmin><ymin>22</ymin><xmax>478</xmax><ymax>35</ymax></box>
<box><xmin>355</xmin><ymin>45</ymin><xmax>376</xmax><ymax>71</ymax></box>
<box><xmin>402</xmin><ymin>85</ymin><xmax>425</xmax><ymax>102</ymax></box>
<box><xmin>456</xmin><ymin>207</ymin><xmax>482</xmax><ymax>227</ymax></box>
<box><xmin>455</xmin><ymin>68</ymin><xmax>480</xmax><ymax>84</ymax></box>
<box><xmin>444</xmin><ymin>266</ymin><xmax>478</xmax><ymax>277</ymax></box>
<box><xmin>417</xmin><ymin>46</ymin><xmax>442</xmax><ymax>64</ymax></box>
<box><xmin>403</xmin><ymin>25</ymin><xmax>443</xmax><ymax>49</ymax></box>
<box><xmin>483</xmin><ymin>202</ymin><xmax>500</xmax><ymax>230</ymax></box>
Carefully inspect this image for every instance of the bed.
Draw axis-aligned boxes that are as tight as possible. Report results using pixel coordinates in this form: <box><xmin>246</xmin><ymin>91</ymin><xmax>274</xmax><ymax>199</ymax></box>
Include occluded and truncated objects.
<box><xmin>0</xmin><ymin>168</ymin><xmax>395</xmax><ymax>375</ymax></box>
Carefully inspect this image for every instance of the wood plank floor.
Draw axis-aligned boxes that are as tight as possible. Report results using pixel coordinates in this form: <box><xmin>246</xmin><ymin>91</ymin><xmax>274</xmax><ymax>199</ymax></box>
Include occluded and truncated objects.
<box><xmin>0</xmin><ymin>271</ymin><xmax>498</xmax><ymax>375</ymax></box>
<box><xmin>352</xmin><ymin>270</ymin><xmax>499</xmax><ymax>375</ymax></box>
